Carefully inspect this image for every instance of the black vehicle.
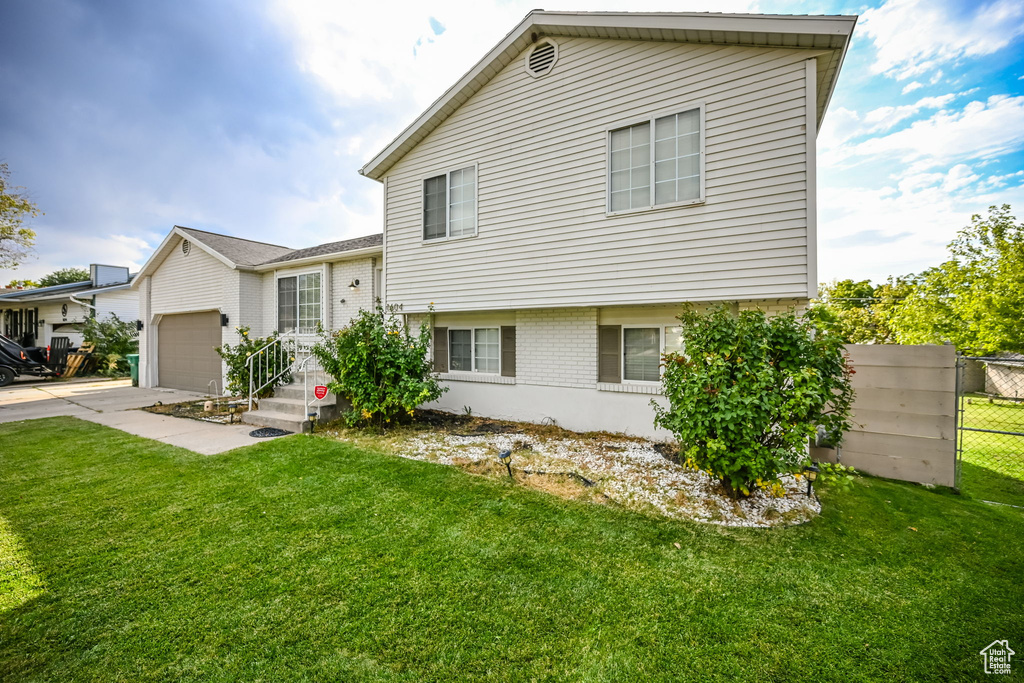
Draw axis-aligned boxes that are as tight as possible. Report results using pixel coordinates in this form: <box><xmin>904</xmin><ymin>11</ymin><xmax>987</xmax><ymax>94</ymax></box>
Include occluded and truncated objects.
<box><xmin>0</xmin><ymin>333</ymin><xmax>62</xmax><ymax>387</ymax></box>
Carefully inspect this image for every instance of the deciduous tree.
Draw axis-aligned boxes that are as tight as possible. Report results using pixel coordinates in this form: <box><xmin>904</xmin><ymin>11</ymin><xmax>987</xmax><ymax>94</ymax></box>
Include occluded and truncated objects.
<box><xmin>37</xmin><ymin>267</ymin><xmax>90</xmax><ymax>287</ymax></box>
<box><xmin>0</xmin><ymin>163</ymin><xmax>40</xmax><ymax>269</ymax></box>
<box><xmin>893</xmin><ymin>205</ymin><xmax>1024</xmax><ymax>354</ymax></box>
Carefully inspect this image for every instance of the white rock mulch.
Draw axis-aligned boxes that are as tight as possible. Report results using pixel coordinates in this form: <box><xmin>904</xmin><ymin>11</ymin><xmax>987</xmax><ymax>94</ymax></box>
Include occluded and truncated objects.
<box><xmin>400</xmin><ymin>432</ymin><xmax>820</xmax><ymax>527</ymax></box>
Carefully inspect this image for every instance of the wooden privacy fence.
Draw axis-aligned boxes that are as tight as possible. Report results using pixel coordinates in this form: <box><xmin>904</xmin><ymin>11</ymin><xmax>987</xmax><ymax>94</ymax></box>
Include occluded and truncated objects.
<box><xmin>811</xmin><ymin>344</ymin><xmax>957</xmax><ymax>487</ymax></box>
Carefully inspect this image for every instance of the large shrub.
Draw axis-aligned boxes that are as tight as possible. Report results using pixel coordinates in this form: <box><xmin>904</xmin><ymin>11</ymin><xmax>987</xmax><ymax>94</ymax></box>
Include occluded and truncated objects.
<box><xmin>82</xmin><ymin>313</ymin><xmax>138</xmax><ymax>376</ymax></box>
<box><xmin>312</xmin><ymin>305</ymin><xmax>445</xmax><ymax>427</ymax></box>
<box><xmin>653</xmin><ymin>306</ymin><xmax>854</xmax><ymax>499</ymax></box>
<box><xmin>216</xmin><ymin>327</ymin><xmax>292</xmax><ymax>398</ymax></box>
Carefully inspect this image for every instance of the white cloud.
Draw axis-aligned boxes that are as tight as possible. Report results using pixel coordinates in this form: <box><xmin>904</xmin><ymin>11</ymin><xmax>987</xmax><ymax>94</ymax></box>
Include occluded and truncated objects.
<box><xmin>824</xmin><ymin>95</ymin><xmax>1024</xmax><ymax>168</ymax></box>
<box><xmin>818</xmin><ymin>93</ymin><xmax>959</xmax><ymax>151</ymax></box>
<box><xmin>817</xmin><ymin>163</ymin><xmax>1024</xmax><ymax>282</ymax></box>
<box><xmin>901</xmin><ymin>81</ymin><xmax>923</xmax><ymax>94</ymax></box>
<box><xmin>270</xmin><ymin>0</ymin><xmax>759</xmax><ymax>112</ymax></box>
<box><xmin>862</xmin><ymin>93</ymin><xmax>956</xmax><ymax>132</ymax></box>
<box><xmin>861</xmin><ymin>0</ymin><xmax>1024</xmax><ymax>81</ymax></box>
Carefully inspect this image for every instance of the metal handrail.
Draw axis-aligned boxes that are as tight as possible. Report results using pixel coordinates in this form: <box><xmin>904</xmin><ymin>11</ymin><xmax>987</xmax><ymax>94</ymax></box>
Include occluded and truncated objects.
<box><xmin>296</xmin><ymin>352</ymin><xmax>328</xmax><ymax>420</ymax></box>
<box><xmin>246</xmin><ymin>331</ymin><xmax>297</xmax><ymax>409</ymax></box>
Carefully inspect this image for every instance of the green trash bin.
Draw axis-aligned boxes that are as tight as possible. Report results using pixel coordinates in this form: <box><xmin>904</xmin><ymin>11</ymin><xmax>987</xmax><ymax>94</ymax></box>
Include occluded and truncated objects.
<box><xmin>126</xmin><ymin>354</ymin><xmax>140</xmax><ymax>387</ymax></box>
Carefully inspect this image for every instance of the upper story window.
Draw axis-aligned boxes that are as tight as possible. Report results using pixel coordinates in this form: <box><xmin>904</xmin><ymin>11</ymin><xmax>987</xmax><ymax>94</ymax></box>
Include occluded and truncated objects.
<box><xmin>608</xmin><ymin>105</ymin><xmax>704</xmax><ymax>214</ymax></box>
<box><xmin>424</xmin><ymin>165</ymin><xmax>477</xmax><ymax>241</ymax></box>
<box><xmin>277</xmin><ymin>272</ymin><xmax>321</xmax><ymax>334</ymax></box>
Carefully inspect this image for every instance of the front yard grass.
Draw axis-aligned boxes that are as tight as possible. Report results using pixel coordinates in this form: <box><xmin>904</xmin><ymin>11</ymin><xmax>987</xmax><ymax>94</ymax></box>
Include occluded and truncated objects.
<box><xmin>1</xmin><ymin>417</ymin><xmax>1022</xmax><ymax>682</ymax></box>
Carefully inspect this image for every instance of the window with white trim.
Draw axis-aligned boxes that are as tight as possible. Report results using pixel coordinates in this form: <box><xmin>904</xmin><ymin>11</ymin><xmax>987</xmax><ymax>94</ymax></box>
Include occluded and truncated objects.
<box><xmin>277</xmin><ymin>272</ymin><xmax>321</xmax><ymax>334</ymax></box>
<box><xmin>609</xmin><ymin>106</ymin><xmax>702</xmax><ymax>213</ymax></box>
<box><xmin>449</xmin><ymin>328</ymin><xmax>499</xmax><ymax>373</ymax></box>
<box><xmin>424</xmin><ymin>165</ymin><xmax>477</xmax><ymax>240</ymax></box>
<box><xmin>623</xmin><ymin>327</ymin><xmax>661</xmax><ymax>382</ymax></box>
<box><xmin>598</xmin><ymin>324</ymin><xmax>687</xmax><ymax>384</ymax></box>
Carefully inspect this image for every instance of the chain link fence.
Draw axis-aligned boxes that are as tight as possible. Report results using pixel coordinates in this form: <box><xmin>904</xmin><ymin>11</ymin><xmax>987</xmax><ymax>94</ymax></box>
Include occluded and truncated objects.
<box><xmin>958</xmin><ymin>356</ymin><xmax>1024</xmax><ymax>504</ymax></box>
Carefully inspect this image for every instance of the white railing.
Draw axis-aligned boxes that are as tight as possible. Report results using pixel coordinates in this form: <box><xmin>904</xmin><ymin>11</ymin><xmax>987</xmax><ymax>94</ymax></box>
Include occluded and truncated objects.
<box><xmin>246</xmin><ymin>332</ymin><xmax>297</xmax><ymax>409</ymax></box>
<box><xmin>297</xmin><ymin>353</ymin><xmax>329</xmax><ymax>421</ymax></box>
<box><xmin>246</xmin><ymin>332</ymin><xmax>322</xmax><ymax>409</ymax></box>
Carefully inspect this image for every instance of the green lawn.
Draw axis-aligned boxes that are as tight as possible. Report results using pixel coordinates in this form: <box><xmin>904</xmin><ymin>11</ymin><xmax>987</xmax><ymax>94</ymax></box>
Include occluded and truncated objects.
<box><xmin>960</xmin><ymin>394</ymin><xmax>1024</xmax><ymax>505</ymax></box>
<box><xmin>1</xmin><ymin>417</ymin><xmax>1022</xmax><ymax>682</ymax></box>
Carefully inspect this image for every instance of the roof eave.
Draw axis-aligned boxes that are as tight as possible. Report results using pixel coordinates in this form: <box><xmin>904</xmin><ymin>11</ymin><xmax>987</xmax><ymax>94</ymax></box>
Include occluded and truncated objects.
<box><xmin>254</xmin><ymin>245</ymin><xmax>383</xmax><ymax>272</ymax></box>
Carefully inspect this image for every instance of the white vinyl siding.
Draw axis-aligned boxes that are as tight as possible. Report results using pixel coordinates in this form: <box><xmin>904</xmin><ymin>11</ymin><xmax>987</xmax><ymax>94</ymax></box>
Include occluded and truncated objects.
<box><xmin>423</xmin><ymin>165</ymin><xmax>476</xmax><ymax>240</ymax></box>
<box><xmin>384</xmin><ymin>39</ymin><xmax>815</xmax><ymax>311</ymax></box>
<box><xmin>449</xmin><ymin>327</ymin><xmax>499</xmax><ymax>373</ymax></box>
<box><xmin>94</xmin><ymin>289</ymin><xmax>139</xmax><ymax>322</ymax></box>
<box><xmin>150</xmin><ymin>238</ymin><xmax>227</xmax><ymax>314</ymax></box>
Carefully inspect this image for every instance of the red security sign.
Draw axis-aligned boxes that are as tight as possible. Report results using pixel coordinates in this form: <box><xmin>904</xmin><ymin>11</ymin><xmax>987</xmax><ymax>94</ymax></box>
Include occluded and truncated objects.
<box><xmin>313</xmin><ymin>385</ymin><xmax>329</xmax><ymax>401</ymax></box>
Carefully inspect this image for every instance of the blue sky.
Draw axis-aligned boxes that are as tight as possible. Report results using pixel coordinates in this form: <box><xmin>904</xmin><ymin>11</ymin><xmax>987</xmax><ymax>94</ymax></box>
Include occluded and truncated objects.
<box><xmin>1</xmin><ymin>0</ymin><xmax>1022</xmax><ymax>287</ymax></box>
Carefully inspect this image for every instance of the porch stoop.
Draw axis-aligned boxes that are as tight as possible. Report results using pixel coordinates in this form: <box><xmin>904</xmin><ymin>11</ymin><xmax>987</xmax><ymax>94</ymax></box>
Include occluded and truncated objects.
<box><xmin>243</xmin><ymin>381</ymin><xmax>342</xmax><ymax>434</ymax></box>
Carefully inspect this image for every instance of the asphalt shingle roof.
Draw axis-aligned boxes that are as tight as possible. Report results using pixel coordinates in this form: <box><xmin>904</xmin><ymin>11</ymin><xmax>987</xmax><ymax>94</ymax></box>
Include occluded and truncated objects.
<box><xmin>176</xmin><ymin>226</ymin><xmax>294</xmax><ymax>267</ymax></box>
<box><xmin>260</xmin><ymin>234</ymin><xmax>383</xmax><ymax>266</ymax></box>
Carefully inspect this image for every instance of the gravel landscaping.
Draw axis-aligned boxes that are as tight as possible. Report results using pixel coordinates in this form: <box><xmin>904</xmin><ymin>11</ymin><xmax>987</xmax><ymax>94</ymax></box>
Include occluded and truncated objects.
<box><xmin>400</xmin><ymin>429</ymin><xmax>820</xmax><ymax>527</ymax></box>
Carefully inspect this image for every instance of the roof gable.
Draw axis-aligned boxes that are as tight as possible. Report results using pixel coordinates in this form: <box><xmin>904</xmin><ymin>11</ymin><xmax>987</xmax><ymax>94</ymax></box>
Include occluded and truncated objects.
<box><xmin>133</xmin><ymin>226</ymin><xmax>294</xmax><ymax>285</ymax></box>
<box><xmin>360</xmin><ymin>10</ymin><xmax>857</xmax><ymax>181</ymax></box>
<box><xmin>176</xmin><ymin>227</ymin><xmax>293</xmax><ymax>267</ymax></box>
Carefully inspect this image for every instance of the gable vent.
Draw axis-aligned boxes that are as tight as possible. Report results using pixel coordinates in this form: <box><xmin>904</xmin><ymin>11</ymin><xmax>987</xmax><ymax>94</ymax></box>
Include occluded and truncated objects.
<box><xmin>525</xmin><ymin>40</ymin><xmax>558</xmax><ymax>78</ymax></box>
<box><xmin>181</xmin><ymin>239</ymin><xmax>191</xmax><ymax>256</ymax></box>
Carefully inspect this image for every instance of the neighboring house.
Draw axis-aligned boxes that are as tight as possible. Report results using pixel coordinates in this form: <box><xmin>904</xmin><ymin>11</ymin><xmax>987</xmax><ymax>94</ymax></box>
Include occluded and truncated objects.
<box><xmin>132</xmin><ymin>226</ymin><xmax>382</xmax><ymax>393</ymax></box>
<box><xmin>0</xmin><ymin>264</ymin><xmax>138</xmax><ymax>348</ymax></box>
<box><xmin>359</xmin><ymin>11</ymin><xmax>856</xmax><ymax>437</ymax></box>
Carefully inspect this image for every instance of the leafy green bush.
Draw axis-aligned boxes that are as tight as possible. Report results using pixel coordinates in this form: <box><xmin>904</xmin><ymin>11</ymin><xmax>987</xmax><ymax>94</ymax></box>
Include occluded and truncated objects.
<box><xmin>653</xmin><ymin>306</ymin><xmax>854</xmax><ymax>499</ymax></box>
<box><xmin>82</xmin><ymin>313</ymin><xmax>138</xmax><ymax>376</ymax></box>
<box><xmin>215</xmin><ymin>327</ymin><xmax>292</xmax><ymax>398</ymax></box>
<box><xmin>312</xmin><ymin>305</ymin><xmax>445</xmax><ymax>427</ymax></box>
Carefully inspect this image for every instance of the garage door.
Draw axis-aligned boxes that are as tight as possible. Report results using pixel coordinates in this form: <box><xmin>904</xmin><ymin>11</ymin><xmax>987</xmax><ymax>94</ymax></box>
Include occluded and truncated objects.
<box><xmin>158</xmin><ymin>311</ymin><xmax>223</xmax><ymax>392</ymax></box>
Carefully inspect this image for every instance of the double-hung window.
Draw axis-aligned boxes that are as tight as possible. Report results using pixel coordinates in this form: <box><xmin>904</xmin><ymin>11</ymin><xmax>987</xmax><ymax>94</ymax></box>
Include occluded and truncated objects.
<box><xmin>277</xmin><ymin>272</ymin><xmax>321</xmax><ymax>334</ymax></box>
<box><xmin>623</xmin><ymin>327</ymin><xmax>661</xmax><ymax>382</ymax></box>
<box><xmin>598</xmin><ymin>325</ymin><xmax>687</xmax><ymax>384</ymax></box>
<box><xmin>424</xmin><ymin>165</ymin><xmax>477</xmax><ymax>240</ymax></box>
<box><xmin>448</xmin><ymin>328</ymin><xmax>499</xmax><ymax>373</ymax></box>
<box><xmin>608</xmin><ymin>105</ymin><xmax>703</xmax><ymax>213</ymax></box>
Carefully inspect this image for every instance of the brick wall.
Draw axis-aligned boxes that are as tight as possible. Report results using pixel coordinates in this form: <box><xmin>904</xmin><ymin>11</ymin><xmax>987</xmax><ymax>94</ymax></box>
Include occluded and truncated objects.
<box><xmin>515</xmin><ymin>307</ymin><xmax>598</xmax><ymax>388</ymax></box>
<box><xmin>331</xmin><ymin>258</ymin><xmax>377</xmax><ymax>329</ymax></box>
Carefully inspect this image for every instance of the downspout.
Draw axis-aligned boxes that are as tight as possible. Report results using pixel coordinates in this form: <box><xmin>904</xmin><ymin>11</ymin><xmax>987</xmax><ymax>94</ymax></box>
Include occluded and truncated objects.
<box><xmin>69</xmin><ymin>294</ymin><xmax>97</xmax><ymax>313</ymax></box>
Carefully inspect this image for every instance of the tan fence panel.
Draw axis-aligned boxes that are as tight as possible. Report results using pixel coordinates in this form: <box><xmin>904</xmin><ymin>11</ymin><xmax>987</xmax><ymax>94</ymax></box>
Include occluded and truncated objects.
<box><xmin>812</xmin><ymin>344</ymin><xmax>957</xmax><ymax>487</ymax></box>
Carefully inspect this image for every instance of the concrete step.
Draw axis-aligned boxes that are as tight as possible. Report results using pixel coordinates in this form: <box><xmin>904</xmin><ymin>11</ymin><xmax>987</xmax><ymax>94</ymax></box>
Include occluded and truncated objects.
<box><xmin>259</xmin><ymin>396</ymin><xmax>313</xmax><ymax>417</ymax></box>
<box><xmin>242</xmin><ymin>409</ymin><xmax>310</xmax><ymax>434</ymax></box>
<box><xmin>273</xmin><ymin>383</ymin><xmax>337</xmax><ymax>403</ymax></box>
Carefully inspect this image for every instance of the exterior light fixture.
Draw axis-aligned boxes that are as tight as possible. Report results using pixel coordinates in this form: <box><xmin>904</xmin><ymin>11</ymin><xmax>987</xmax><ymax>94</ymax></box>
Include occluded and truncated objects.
<box><xmin>803</xmin><ymin>464</ymin><xmax>820</xmax><ymax>497</ymax></box>
<box><xmin>498</xmin><ymin>449</ymin><xmax>513</xmax><ymax>479</ymax></box>
<box><xmin>308</xmin><ymin>410</ymin><xmax>318</xmax><ymax>433</ymax></box>
<box><xmin>227</xmin><ymin>402</ymin><xmax>238</xmax><ymax>424</ymax></box>
<box><xmin>348</xmin><ymin>279</ymin><xmax>360</xmax><ymax>291</ymax></box>
<box><xmin>220</xmin><ymin>313</ymin><xmax>229</xmax><ymax>326</ymax></box>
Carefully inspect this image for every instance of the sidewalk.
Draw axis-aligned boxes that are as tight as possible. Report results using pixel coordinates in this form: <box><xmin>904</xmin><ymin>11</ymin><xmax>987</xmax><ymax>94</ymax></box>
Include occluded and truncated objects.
<box><xmin>0</xmin><ymin>379</ymin><xmax>281</xmax><ymax>454</ymax></box>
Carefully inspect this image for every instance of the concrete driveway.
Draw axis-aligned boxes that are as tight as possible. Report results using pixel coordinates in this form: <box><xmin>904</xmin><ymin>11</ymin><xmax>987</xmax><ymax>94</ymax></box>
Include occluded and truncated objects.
<box><xmin>0</xmin><ymin>379</ymin><xmax>281</xmax><ymax>454</ymax></box>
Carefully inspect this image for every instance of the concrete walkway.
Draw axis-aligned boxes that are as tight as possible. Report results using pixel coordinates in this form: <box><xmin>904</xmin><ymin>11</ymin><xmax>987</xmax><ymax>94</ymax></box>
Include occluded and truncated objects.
<box><xmin>0</xmin><ymin>379</ymin><xmax>281</xmax><ymax>454</ymax></box>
